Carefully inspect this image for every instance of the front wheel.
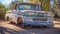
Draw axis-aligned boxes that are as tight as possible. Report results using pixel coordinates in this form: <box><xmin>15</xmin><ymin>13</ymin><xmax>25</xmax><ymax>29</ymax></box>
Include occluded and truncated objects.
<box><xmin>17</xmin><ymin>17</ymin><xmax>23</xmax><ymax>24</ymax></box>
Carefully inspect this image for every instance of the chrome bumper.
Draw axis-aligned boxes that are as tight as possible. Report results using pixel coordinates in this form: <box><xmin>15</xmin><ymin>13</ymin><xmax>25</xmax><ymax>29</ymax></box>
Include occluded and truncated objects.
<box><xmin>23</xmin><ymin>21</ymin><xmax>54</xmax><ymax>26</ymax></box>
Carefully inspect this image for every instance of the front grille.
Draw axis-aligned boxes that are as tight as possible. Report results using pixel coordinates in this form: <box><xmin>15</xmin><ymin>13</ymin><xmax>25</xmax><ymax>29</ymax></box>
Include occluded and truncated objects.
<box><xmin>33</xmin><ymin>18</ymin><xmax>47</xmax><ymax>21</ymax></box>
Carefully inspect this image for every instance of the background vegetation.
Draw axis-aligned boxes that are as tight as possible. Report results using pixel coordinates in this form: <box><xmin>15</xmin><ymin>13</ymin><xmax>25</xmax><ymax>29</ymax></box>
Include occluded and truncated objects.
<box><xmin>0</xmin><ymin>3</ymin><xmax>9</xmax><ymax>19</ymax></box>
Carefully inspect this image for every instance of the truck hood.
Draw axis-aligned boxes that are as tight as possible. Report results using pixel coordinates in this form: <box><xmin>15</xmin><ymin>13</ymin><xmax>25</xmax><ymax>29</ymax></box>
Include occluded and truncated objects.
<box><xmin>17</xmin><ymin>10</ymin><xmax>48</xmax><ymax>17</ymax></box>
<box><xmin>18</xmin><ymin>10</ymin><xmax>46</xmax><ymax>13</ymax></box>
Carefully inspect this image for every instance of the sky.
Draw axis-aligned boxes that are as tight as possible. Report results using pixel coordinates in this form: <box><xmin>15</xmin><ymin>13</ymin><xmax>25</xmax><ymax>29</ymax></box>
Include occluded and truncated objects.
<box><xmin>0</xmin><ymin>0</ymin><xmax>54</xmax><ymax>5</ymax></box>
<box><xmin>50</xmin><ymin>0</ymin><xmax>54</xmax><ymax>5</ymax></box>
<box><xmin>0</xmin><ymin>0</ymin><xmax>14</xmax><ymax>5</ymax></box>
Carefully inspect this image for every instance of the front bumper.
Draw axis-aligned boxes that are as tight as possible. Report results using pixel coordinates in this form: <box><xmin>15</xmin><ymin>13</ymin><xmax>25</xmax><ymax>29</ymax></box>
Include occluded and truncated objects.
<box><xmin>23</xmin><ymin>21</ymin><xmax>54</xmax><ymax>26</ymax></box>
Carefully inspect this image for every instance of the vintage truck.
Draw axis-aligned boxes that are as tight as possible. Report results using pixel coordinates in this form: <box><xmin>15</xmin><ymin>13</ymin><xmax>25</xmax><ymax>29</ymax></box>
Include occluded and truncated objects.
<box><xmin>6</xmin><ymin>0</ymin><xmax>54</xmax><ymax>27</ymax></box>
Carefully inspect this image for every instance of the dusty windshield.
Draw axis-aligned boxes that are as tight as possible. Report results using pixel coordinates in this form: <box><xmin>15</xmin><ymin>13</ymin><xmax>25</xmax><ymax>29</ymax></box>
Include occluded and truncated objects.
<box><xmin>17</xmin><ymin>4</ymin><xmax>41</xmax><ymax>11</ymax></box>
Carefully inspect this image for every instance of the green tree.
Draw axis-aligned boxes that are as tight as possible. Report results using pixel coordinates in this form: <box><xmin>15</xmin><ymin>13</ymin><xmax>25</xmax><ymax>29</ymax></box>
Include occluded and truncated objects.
<box><xmin>9</xmin><ymin>1</ymin><xmax>15</xmax><ymax>10</ymax></box>
<box><xmin>0</xmin><ymin>3</ymin><xmax>8</xmax><ymax>19</ymax></box>
<box><xmin>39</xmin><ymin>0</ymin><xmax>50</xmax><ymax>11</ymax></box>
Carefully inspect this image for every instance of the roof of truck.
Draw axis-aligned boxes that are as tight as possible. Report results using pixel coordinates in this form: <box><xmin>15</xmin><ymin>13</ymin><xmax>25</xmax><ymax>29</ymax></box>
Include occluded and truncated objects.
<box><xmin>15</xmin><ymin>2</ymin><xmax>39</xmax><ymax>5</ymax></box>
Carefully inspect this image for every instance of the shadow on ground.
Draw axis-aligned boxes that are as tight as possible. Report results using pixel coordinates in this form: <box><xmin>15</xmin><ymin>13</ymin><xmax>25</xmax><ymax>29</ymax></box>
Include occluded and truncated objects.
<box><xmin>9</xmin><ymin>23</ymin><xmax>60</xmax><ymax>34</ymax></box>
<box><xmin>0</xmin><ymin>22</ymin><xmax>60</xmax><ymax>34</ymax></box>
<box><xmin>0</xmin><ymin>26</ymin><xmax>20</xmax><ymax>34</ymax></box>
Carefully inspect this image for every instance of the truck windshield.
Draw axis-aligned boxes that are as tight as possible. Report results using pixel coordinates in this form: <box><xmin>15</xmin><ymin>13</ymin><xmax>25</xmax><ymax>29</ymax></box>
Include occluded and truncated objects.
<box><xmin>17</xmin><ymin>4</ymin><xmax>41</xmax><ymax>11</ymax></box>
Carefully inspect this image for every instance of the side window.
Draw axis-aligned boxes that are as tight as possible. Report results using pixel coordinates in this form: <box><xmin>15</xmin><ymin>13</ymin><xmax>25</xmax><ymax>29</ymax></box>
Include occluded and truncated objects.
<box><xmin>36</xmin><ymin>6</ymin><xmax>41</xmax><ymax>11</ymax></box>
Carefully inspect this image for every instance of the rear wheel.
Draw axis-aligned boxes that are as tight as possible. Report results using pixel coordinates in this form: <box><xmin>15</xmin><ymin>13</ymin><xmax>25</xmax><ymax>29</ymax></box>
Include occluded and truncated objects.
<box><xmin>17</xmin><ymin>17</ymin><xmax>23</xmax><ymax>24</ymax></box>
<box><xmin>6</xmin><ymin>17</ymin><xmax>9</xmax><ymax>21</ymax></box>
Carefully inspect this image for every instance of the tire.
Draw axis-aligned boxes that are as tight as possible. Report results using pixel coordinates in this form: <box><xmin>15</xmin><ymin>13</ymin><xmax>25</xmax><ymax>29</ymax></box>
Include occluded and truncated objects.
<box><xmin>6</xmin><ymin>17</ymin><xmax>9</xmax><ymax>21</ymax></box>
<box><xmin>10</xmin><ymin>21</ymin><xmax>14</xmax><ymax>24</ymax></box>
<box><xmin>48</xmin><ymin>26</ymin><xmax>54</xmax><ymax>28</ymax></box>
<box><xmin>17</xmin><ymin>17</ymin><xmax>23</xmax><ymax>24</ymax></box>
<box><xmin>22</xmin><ymin>24</ymin><xmax>32</xmax><ymax>29</ymax></box>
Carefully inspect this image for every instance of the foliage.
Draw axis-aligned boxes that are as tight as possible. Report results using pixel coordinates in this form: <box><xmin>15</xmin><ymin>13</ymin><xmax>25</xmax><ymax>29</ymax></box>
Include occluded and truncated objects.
<box><xmin>0</xmin><ymin>3</ymin><xmax>8</xmax><ymax>19</ymax></box>
<box><xmin>39</xmin><ymin>0</ymin><xmax>50</xmax><ymax>11</ymax></box>
<box><xmin>9</xmin><ymin>1</ymin><xmax>15</xmax><ymax>9</ymax></box>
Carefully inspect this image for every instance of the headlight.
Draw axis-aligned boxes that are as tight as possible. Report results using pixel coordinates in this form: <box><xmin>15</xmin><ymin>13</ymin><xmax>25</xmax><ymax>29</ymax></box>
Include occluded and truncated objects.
<box><xmin>25</xmin><ymin>17</ymin><xmax>32</xmax><ymax>21</ymax></box>
<box><xmin>47</xmin><ymin>14</ymin><xmax>52</xmax><ymax>17</ymax></box>
<box><xmin>46</xmin><ymin>12</ymin><xmax>54</xmax><ymax>17</ymax></box>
